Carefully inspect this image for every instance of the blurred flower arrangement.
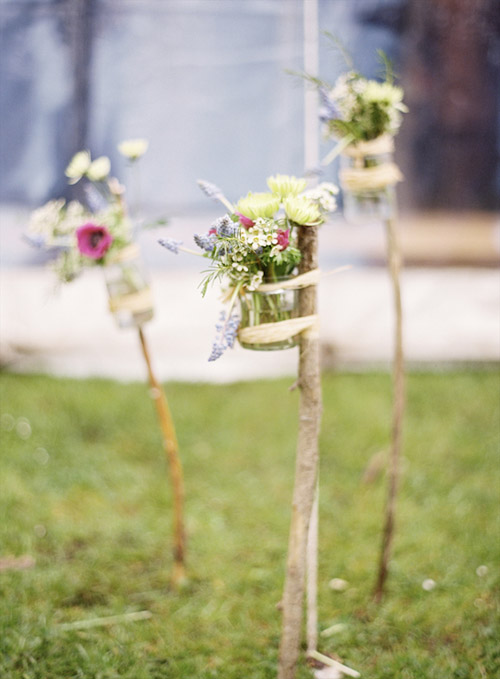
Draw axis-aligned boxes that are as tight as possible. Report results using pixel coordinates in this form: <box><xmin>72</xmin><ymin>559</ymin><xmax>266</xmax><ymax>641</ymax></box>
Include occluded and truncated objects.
<box><xmin>27</xmin><ymin>139</ymin><xmax>156</xmax><ymax>327</ymax></box>
<box><xmin>318</xmin><ymin>61</ymin><xmax>407</xmax><ymax>144</ymax></box>
<box><xmin>27</xmin><ymin>139</ymin><xmax>149</xmax><ymax>282</ymax></box>
<box><xmin>309</xmin><ymin>50</ymin><xmax>407</xmax><ymax>221</ymax></box>
<box><xmin>160</xmin><ymin>175</ymin><xmax>337</xmax><ymax>359</ymax></box>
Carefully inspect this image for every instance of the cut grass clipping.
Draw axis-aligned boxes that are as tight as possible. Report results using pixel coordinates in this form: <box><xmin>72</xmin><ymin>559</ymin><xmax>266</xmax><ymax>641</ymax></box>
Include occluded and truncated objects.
<box><xmin>0</xmin><ymin>372</ymin><xmax>498</xmax><ymax>678</ymax></box>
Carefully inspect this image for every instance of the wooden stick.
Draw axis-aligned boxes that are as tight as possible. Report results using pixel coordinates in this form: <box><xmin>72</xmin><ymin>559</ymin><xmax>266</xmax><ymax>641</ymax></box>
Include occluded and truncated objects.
<box><xmin>308</xmin><ymin>650</ymin><xmax>360</xmax><ymax>678</ymax></box>
<box><xmin>138</xmin><ymin>327</ymin><xmax>186</xmax><ymax>585</ymax></box>
<box><xmin>373</xmin><ymin>193</ymin><xmax>405</xmax><ymax>602</ymax></box>
<box><xmin>306</xmin><ymin>477</ymin><xmax>319</xmax><ymax>653</ymax></box>
<box><xmin>57</xmin><ymin>610</ymin><xmax>152</xmax><ymax>631</ymax></box>
<box><xmin>278</xmin><ymin>224</ymin><xmax>322</xmax><ymax>679</ymax></box>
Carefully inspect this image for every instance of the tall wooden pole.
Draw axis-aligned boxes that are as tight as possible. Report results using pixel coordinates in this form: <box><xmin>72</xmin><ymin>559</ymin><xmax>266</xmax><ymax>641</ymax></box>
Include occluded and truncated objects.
<box><xmin>303</xmin><ymin>0</ymin><xmax>320</xmax><ymax>655</ymax></box>
<box><xmin>138</xmin><ymin>327</ymin><xmax>186</xmax><ymax>585</ymax></box>
<box><xmin>278</xmin><ymin>224</ymin><xmax>322</xmax><ymax>679</ymax></box>
<box><xmin>374</xmin><ymin>193</ymin><xmax>405</xmax><ymax>601</ymax></box>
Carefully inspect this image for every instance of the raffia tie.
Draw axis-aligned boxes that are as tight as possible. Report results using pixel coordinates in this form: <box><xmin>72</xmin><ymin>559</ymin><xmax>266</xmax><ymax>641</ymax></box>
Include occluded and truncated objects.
<box><xmin>237</xmin><ymin>268</ymin><xmax>321</xmax><ymax>344</ymax></box>
<box><xmin>107</xmin><ymin>243</ymin><xmax>140</xmax><ymax>264</ymax></box>
<box><xmin>340</xmin><ymin>134</ymin><xmax>403</xmax><ymax>193</ymax></box>
<box><xmin>108</xmin><ymin>287</ymin><xmax>154</xmax><ymax>314</ymax></box>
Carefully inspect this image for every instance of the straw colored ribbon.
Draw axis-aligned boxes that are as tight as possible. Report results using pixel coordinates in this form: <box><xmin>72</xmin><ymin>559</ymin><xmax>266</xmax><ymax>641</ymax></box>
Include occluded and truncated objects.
<box><xmin>238</xmin><ymin>314</ymin><xmax>319</xmax><ymax>344</ymax></box>
<box><xmin>107</xmin><ymin>243</ymin><xmax>140</xmax><ymax>264</ymax></box>
<box><xmin>340</xmin><ymin>134</ymin><xmax>403</xmax><ymax>192</ymax></box>
<box><xmin>108</xmin><ymin>287</ymin><xmax>154</xmax><ymax>314</ymax></box>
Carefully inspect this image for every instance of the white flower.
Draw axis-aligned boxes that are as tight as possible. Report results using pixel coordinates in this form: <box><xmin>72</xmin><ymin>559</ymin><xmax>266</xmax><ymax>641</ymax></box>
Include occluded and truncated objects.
<box><xmin>422</xmin><ymin>579</ymin><xmax>436</xmax><ymax>591</ymax></box>
<box><xmin>476</xmin><ymin>565</ymin><xmax>488</xmax><ymax>577</ymax></box>
<box><xmin>86</xmin><ymin>156</ymin><xmax>111</xmax><ymax>182</ymax></box>
<box><xmin>118</xmin><ymin>138</ymin><xmax>149</xmax><ymax>160</ymax></box>
<box><xmin>65</xmin><ymin>150</ymin><xmax>91</xmax><ymax>184</ymax></box>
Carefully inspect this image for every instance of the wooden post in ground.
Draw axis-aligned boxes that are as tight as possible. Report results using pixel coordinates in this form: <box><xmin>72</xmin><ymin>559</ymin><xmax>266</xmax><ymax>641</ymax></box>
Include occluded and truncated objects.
<box><xmin>374</xmin><ymin>197</ymin><xmax>405</xmax><ymax>602</ymax></box>
<box><xmin>138</xmin><ymin>327</ymin><xmax>186</xmax><ymax>585</ymax></box>
<box><xmin>278</xmin><ymin>223</ymin><xmax>322</xmax><ymax>679</ymax></box>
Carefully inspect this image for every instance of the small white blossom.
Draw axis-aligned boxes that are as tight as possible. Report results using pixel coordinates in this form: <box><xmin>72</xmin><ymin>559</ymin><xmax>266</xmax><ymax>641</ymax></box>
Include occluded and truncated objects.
<box><xmin>117</xmin><ymin>138</ymin><xmax>149</xmax><ymax>160</ymax></box>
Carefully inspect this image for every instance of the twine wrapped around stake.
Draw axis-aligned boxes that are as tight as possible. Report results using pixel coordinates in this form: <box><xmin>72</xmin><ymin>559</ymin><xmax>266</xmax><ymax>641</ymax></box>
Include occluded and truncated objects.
<box><xmin>237</xmin><ymin>269</ymin><xmax>322</xmax><ymax>346</ymax></box>
<box><xmin>108</xmin><ymin>288</ymin><xmax>154</xmax><ymax>313</ymax></box>
<box><xmin>339</xmin><ymin>134</ymin><xmax>403</xmax><ymax>193</ymax></box>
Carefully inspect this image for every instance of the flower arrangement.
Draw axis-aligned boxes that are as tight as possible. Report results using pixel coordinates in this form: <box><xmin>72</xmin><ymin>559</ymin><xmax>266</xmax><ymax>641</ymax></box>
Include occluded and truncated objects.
<box><xmin>27</xmin><ymin>140</ymin><xmax>156</xmax><ymax>328</ymax></box>
<box><xmin>317</xmin><ymin>53</ymin><xmax>407</xmax><ymax>145</ymax></box>
<box><xmin>308</xmin><ymin>51</ymin><xmax>408</xmax><ymax>221</ymax></box>
<box><xmin>27</xmin><ymin>140</ymin><xmax>149</xmax><ymax>282</ymax></box>
<box><xmin>160</xmin><ymin>175</ymin><xmax>338</xmax><ymax>359</ymax></box>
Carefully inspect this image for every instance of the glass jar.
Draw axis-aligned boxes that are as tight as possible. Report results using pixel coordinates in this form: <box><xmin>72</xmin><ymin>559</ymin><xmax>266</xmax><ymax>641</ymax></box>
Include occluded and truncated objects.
<box><xmin>104</xmin><ymin>244</ymin><xmax>154</xmax><ymax>328</ymax></box>
<box><xmin>339</xmin><ymin>136</ymin><xmax>400</xmax><ymax>224</ymax></box>
<box><xmin>238</xmin><ymin>276</ymin><xmax>299</xmax><ymax>351</ymax></box>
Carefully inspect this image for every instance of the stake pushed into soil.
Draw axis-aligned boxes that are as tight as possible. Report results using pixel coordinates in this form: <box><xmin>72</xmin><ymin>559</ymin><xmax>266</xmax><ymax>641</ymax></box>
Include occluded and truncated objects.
<box><xmin>138</xmin><ymin>327</ymin><xmax>186</xmax><ymax>585</ymax></box>
<box><xmin>374</xmin><ymin>193</ymin><xmax>405</xmax><ymax>602</ymax></box>
<box><xmin>278</xmin><ymin>224</ymin><xmax>322</xmax><ymax>679</ymax></box>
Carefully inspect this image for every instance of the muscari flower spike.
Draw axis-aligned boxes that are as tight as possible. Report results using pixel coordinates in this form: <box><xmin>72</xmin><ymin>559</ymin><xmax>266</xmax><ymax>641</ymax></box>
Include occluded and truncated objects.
<box><xmin>194</xmin><ymin>231</ymin><xmax>217</xmax><ymax>252</ymax></box>
<box><xmin>208</xmin><ymin>309</ymin><xmax>240</xmax><ymax>362</ymax></box>
<box><xmin>213</xmin><ymin>215</ymin><xmax>238</xmax><ymax>238</ymax></box>
<box><xmin>159</xmin><ymin>237</ymin><xmax>184</xmax><ymax>255</ymax></box>
<box><xmin>197</xmin><ymin>179</ymin><xmax>234</xmax><ymax>212</ymax></box>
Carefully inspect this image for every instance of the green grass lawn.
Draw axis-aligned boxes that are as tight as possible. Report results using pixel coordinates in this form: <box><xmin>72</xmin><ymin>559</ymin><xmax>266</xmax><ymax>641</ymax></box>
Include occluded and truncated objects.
<box><xmin>0</xmin><ymin>371</ymin><xmax>498</xmax><ymax>678</ymax></box>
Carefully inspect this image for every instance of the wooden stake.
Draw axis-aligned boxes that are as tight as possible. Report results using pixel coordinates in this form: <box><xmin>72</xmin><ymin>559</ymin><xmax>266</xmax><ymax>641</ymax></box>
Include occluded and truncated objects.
<box><xmin>374</xmin><ymin>193</ymin><xmax>405</xmax><ymax>602</ymax></box>
<box><xmin>138</xmin><ymin>327</ymin><xmax>186</xmax><ymax>585</ymax></box>
<box><xmin>278</xmin><ymin>224</ymin><xmax>322</xmax><ymax>679</ymax></box>
<box><xmin>306</xmin><ymin>478</ymin><xmax>319</xmax><ymax>653</ymax></box>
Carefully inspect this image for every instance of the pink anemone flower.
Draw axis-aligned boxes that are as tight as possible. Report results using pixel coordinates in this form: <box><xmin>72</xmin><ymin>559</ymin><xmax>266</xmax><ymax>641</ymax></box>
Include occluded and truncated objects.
<box><xmin>76</xmin><ymin>223</ymin><xmax>113</xmax><ymax>259</ymax></box>
<box><xmin>276</xmin><ymin>228</ymin><xmax>290</xmax><ymax>250</ymax></box>
<box><xmin>236</xmin><ymin>212</ymin><xmax>255</xmax><ymax>229</ymax></box>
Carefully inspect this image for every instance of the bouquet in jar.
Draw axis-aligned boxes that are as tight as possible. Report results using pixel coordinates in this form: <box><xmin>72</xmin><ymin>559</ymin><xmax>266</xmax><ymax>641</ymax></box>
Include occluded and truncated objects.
<box><xmin>160</xmin><ymin>175</ymin><xmax>338</xmax><ymax>359</ymax></box>
<box><xmin>314</xmin><ymin>51</ymin><xmax>408</xmax><ymax>220</ymax></box>
<box><xmin>26</xmin><ymin>139</ymin><xmax>156</xmax><ymax>328</ymax></box>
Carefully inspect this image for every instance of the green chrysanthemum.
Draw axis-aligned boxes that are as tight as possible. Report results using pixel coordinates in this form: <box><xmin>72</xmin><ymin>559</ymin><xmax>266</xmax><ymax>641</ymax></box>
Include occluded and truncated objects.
<box><xmin>284</xmin><ymin>196</ymin><xmax>321</xmax><ymax>225</ymax></box>
<box><xmin>267</xmin><ymin>174</ymin><xmax>307</xmax><ymax>200</ymax></box>
<box><xmin>236</xmin><ymin>192</ymin><xmax>281</xmax><ymax>220</ymax></box>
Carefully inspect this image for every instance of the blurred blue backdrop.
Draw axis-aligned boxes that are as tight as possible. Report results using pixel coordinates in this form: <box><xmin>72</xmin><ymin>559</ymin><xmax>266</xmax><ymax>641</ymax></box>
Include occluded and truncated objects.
<box><xmin>0</xmin><ymin>0</ymin><xmax>498</xmax><ymax>213</ymax></box>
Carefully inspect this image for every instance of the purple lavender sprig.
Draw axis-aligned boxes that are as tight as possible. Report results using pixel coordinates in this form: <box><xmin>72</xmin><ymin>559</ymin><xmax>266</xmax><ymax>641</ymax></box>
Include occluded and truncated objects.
<box><xmin>159</xmin><ymin>237</ymin><xmax>183</xmax><ymax>254</ymax></box>
<box><xmin>194</xmin><ymin>231</ymin><xmax>217</xmax><ymax>253</ymax></box>
<box><xmin>319</xmin><ymin>86</ymin><xmax>340</xmax><ymax>123</ymax></box>
<box><xmin>208</xmin><ymin>309</ymin><xmax>240</xmax><ymax>362</ymax></box>
<box><xmin>197</xmin><ymin>179</ymin><xmax>234</xmax><ymax>213</ymax></box>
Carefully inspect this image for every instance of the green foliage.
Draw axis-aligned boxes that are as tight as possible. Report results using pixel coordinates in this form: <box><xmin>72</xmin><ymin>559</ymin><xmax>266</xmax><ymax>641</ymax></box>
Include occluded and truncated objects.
<box><xmin>0</xmin><ymin>372</ymin><xmax>498</xmax><ymax>678</ymax></box>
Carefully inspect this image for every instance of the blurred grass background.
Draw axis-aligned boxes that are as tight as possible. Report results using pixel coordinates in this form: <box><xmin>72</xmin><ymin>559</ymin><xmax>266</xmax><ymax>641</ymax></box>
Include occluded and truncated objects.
<box><xmin>0</xmin><ymin>371</ymin><xmax>499</xmax><ymax>678</ymax></box>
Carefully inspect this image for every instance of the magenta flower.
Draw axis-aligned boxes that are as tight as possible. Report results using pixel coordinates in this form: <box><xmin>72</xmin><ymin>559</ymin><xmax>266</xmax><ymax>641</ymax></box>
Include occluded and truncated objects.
<box><xmin>236</xmin><ymin>212</ymin><xmax>255</xmax><ymax>229</ymax></box>
<box><xmin>276</xmin><ymin>228</ymin><xmax>290</xmax><ymax>250</ymax></box>
<box><xmin>76</xmin><ymin>223</ymin><xmax>113</xmax><ymax>259</ymax></box>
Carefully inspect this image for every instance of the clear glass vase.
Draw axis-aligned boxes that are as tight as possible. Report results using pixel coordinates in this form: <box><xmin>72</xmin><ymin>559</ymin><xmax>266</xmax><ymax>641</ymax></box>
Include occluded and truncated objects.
<box><xmin>238</xmin><ymin>276</ymin><xmax>299</xmax><ymax>351</ymax></box>
<box><xmin>340</xmin><ymin>138</ymin><xmax>399</xmax><ymax>223</ymax></box>
<box><xmin>104</xmin><ymin>245</ymin><xmax>154</xmax><ymax>328</ymax></box>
